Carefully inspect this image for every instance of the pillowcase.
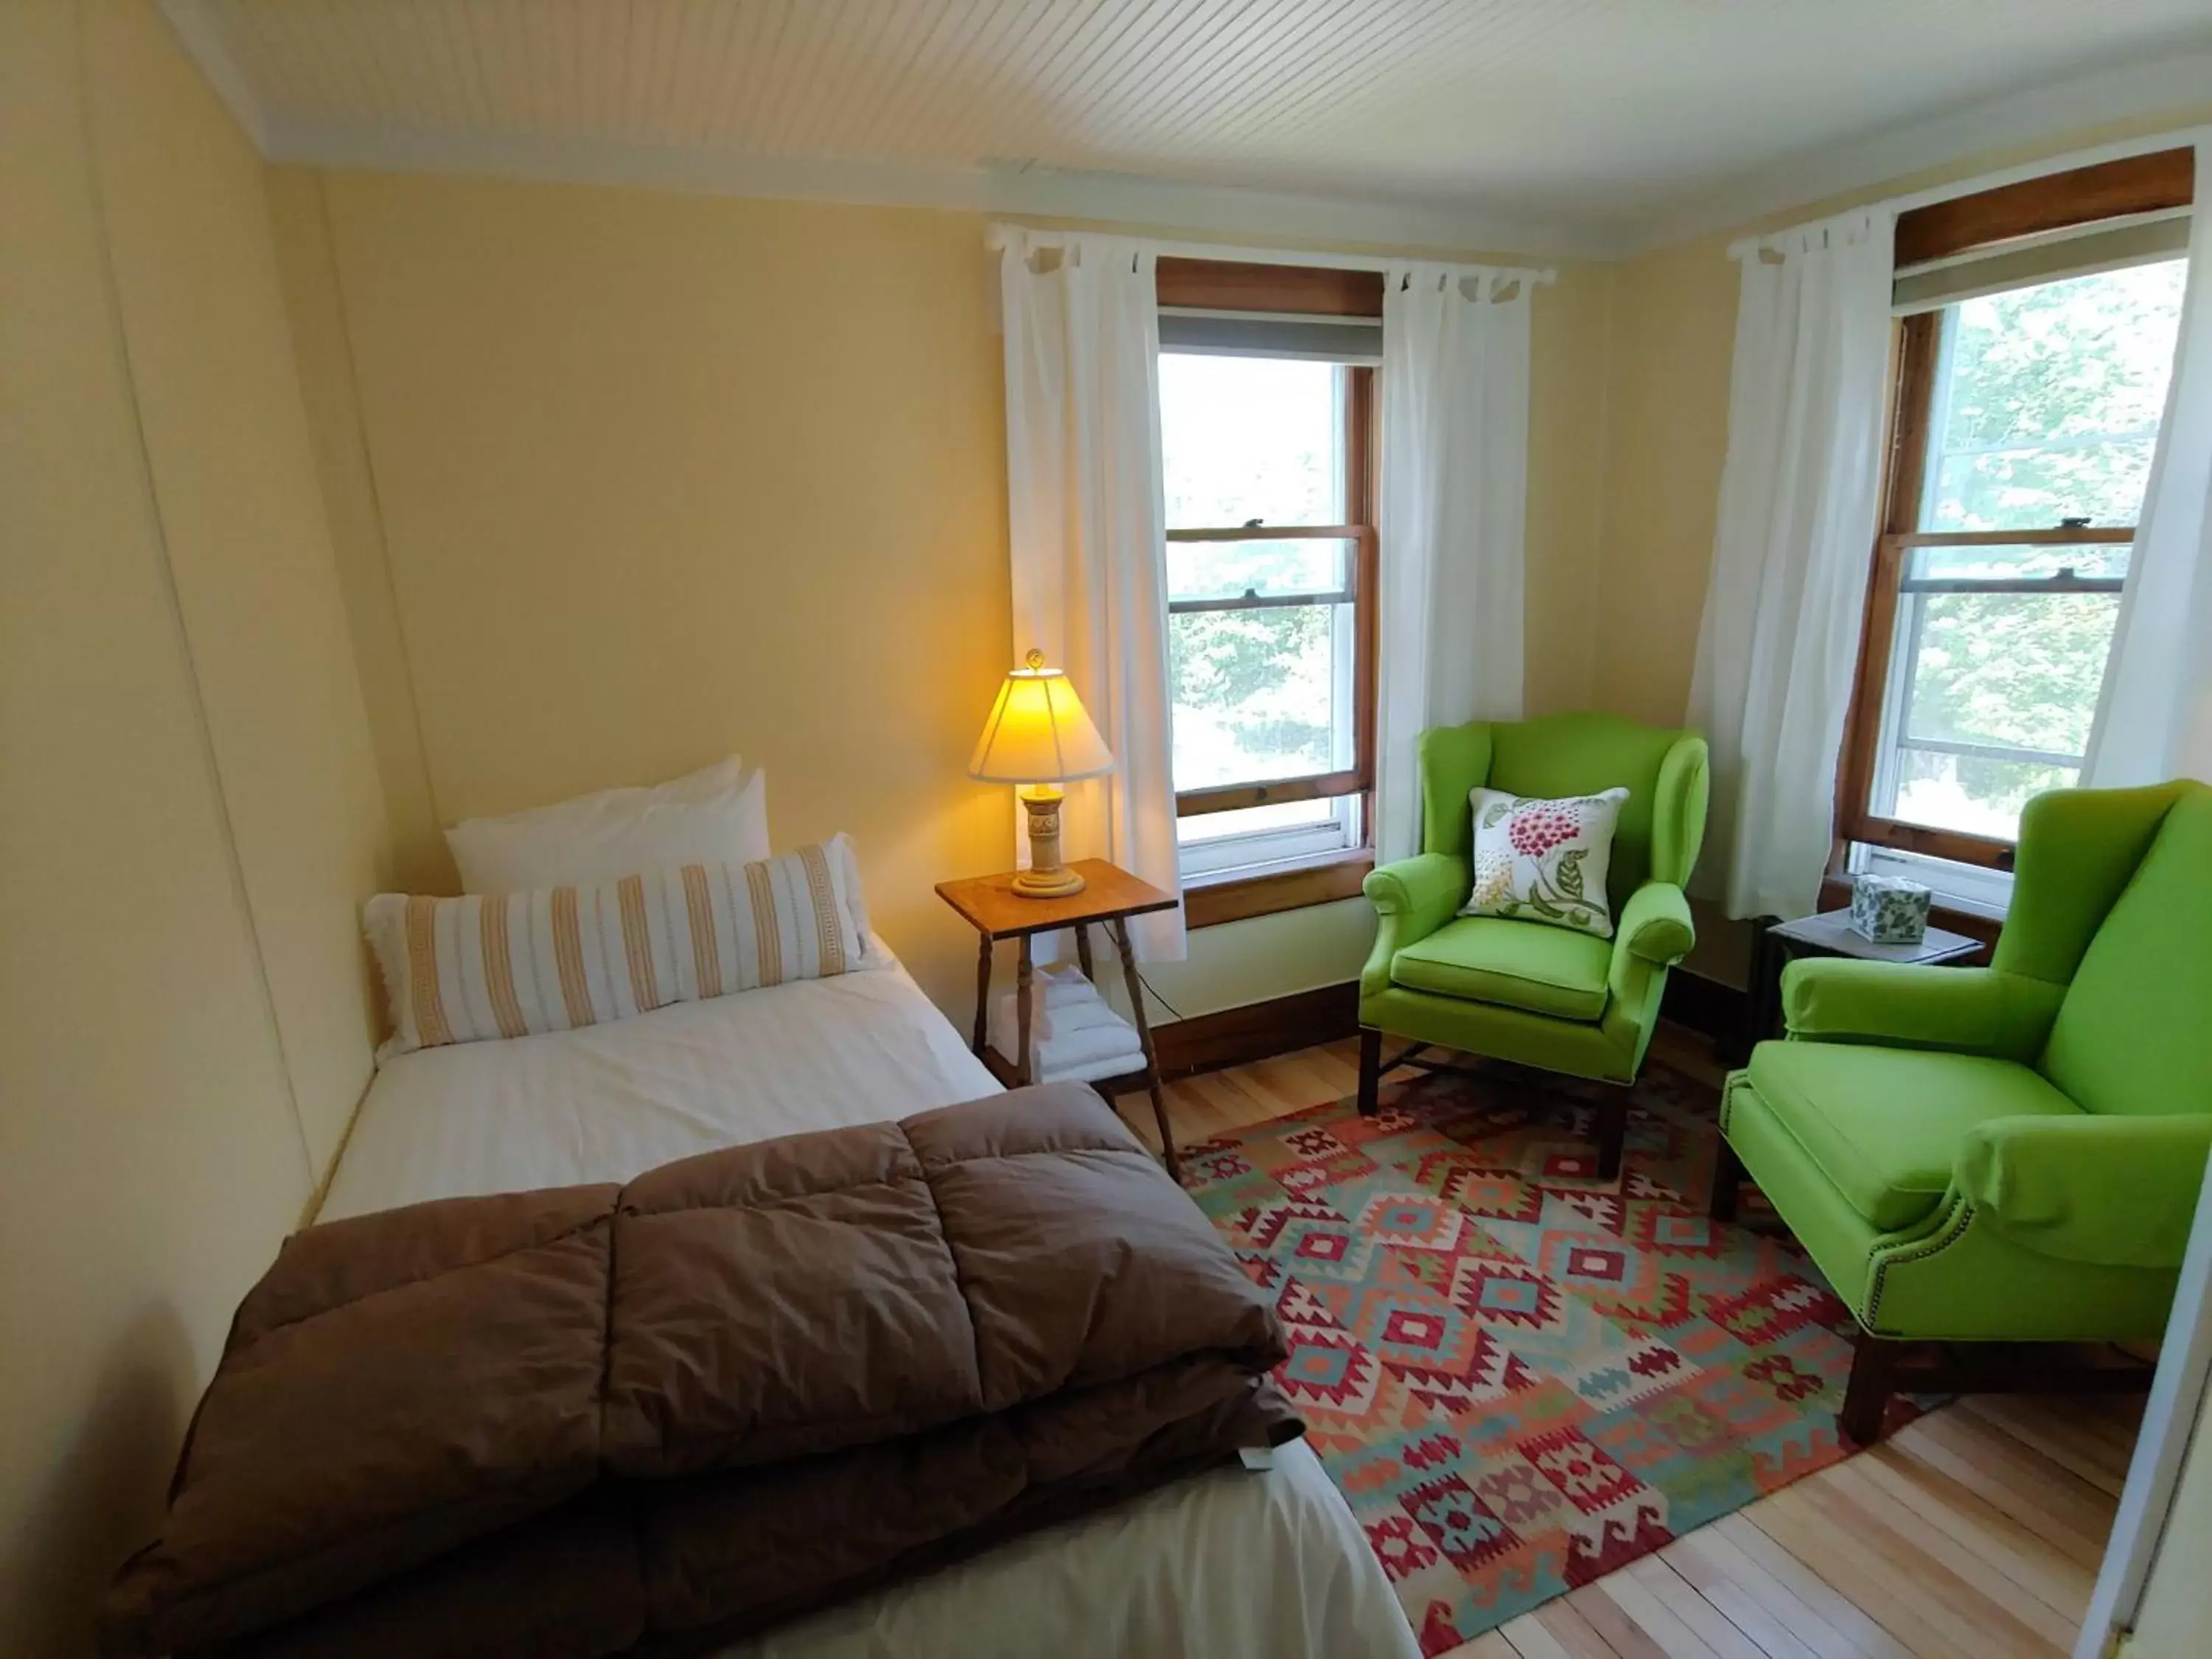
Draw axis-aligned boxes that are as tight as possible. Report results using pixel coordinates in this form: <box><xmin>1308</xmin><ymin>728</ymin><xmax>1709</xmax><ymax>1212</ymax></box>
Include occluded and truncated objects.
<box><xmin>445</xmin><ymin>757</ymin><xmax>770</xmax><ymax>894</ymax></box>
<box><xmin>1460</xmin><ymin>787</ymin><xmax>1630</xmax><ymax>939</ymax></box>
<box><xmin>366</xmin><ymin>835</ymin><xmax>866</xmax><ymax>1059</ymax></box>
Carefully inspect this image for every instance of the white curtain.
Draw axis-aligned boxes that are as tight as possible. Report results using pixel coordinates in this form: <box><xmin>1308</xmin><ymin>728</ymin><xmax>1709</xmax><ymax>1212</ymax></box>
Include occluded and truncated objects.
<box><xmin>2087</xmin><ymin>141</ymin><xmax>2212</xmax><ymax>789</ymax></box>
<box><xmin>1376</xmin><ymin>264</ymin><xmax>1533</xmax><ymax>864</ymax></box>
<box><xmin>1688</xmin><ymin>208</ymin><xmax>1896</xmax><ymax>919</ymax></box>
<box><xmin>992</xmin><ymin>226</ymin><xmax>1184</xmax><ymax>959</ymax></box>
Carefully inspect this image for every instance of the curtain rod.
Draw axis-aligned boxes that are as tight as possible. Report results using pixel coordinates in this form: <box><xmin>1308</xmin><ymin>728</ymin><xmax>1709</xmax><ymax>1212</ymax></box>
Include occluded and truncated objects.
<box><xmin>987</xmin><ymin>223</ymin><xmax>1557</xmax><ymax>286</ymax></box>
<box><xmin>1727</xmin><ymin>124</ymin><xmax>2208</xmax><ymax>262</ymax></box>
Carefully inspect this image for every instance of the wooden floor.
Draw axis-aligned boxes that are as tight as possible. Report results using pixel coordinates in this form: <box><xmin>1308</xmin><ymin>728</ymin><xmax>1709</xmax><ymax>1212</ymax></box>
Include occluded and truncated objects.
<box><xmin>1117</xmin><ymin>1029</ymin><xmax>2142</xmax><ymax>1659</ymax></box>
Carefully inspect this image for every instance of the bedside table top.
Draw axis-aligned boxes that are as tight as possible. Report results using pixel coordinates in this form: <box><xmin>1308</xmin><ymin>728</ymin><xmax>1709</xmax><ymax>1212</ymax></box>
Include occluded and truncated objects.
<box><xmin>1769</xmin><ymin>907</ymin><xmax>1983</xmax><ymax>964</ymax></box>
<box><xmin>933</xmin><ymin>860</ymin><xmax>1178</xmax><ymax>940</ymax></box>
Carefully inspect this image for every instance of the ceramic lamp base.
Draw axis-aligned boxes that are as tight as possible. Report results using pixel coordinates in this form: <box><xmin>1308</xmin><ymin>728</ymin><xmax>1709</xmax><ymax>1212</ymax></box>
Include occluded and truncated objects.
<box><xmin>1011</xmin><ymin>865</ymin><xmax>1087</xmax><ymax>898</ymax></box>
<box><xmin>1015</xmin><ymin>787</ymin><xmax>1086</xmax><ymax>899</ymax></box>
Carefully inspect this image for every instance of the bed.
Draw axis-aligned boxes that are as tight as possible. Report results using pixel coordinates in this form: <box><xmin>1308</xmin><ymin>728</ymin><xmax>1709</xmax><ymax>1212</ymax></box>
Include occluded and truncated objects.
<box><xmin>321</xmin><ymin>943</ymin><xmax>1422</xmax><ymax>1659</ymax></box>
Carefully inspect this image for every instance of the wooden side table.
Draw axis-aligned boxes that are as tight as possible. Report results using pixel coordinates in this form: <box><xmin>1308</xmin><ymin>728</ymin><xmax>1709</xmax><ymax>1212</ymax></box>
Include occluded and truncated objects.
<box><xmin>1731</xmin><ymin>907</ymin><xmax>1984</xmax><ymax>1062</ymax></box>
<box><xmin>934</xmin><ymin>859</ymin><xmax>1183</xmax><ymax>1183</ymax></box>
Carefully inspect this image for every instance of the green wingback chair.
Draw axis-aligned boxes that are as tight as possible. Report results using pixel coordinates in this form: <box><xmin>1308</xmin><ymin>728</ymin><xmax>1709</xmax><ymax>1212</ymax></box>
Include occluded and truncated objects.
<box><xmin>1358</xmin><ymin>713</ymin><xmax>1711</xmax><ymax>1176</ymax></box>
<box><xmin>1714</xmin><ymin>781</ymin><xmax>2212</xmax><ymax>1443</ymax></box>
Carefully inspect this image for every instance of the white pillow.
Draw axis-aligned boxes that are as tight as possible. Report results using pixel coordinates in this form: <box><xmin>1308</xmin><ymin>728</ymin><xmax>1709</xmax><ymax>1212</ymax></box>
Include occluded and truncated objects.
<box><xmin>1460</xmin><ymin>786</ymin><xmax>1630</xmax><ymax>939</ymax></box>
<box><xmin>447</xmin><ymin>757</ymin><xmax>769</xmax><ymax>894</ymax></box>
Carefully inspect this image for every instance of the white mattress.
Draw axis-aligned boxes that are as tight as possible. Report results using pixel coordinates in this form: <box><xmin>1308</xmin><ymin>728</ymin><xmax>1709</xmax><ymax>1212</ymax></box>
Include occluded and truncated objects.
<box><xmin>320</xmin><ymin>947</ymin><xmax>1419</xmax><ymax>1659</ymax></box>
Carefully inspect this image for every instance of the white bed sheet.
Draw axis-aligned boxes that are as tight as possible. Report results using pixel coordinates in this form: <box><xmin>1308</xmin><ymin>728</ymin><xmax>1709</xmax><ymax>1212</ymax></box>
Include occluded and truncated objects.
<box><xmin>320</xmin><ymin>946</ymin><xmax>998</xmax><ymax>1220</ymax></box>
<box><xmin>319</xmin><ymin>947</ymin><xmax>1419</xmax><ymax>1659</ymax></box>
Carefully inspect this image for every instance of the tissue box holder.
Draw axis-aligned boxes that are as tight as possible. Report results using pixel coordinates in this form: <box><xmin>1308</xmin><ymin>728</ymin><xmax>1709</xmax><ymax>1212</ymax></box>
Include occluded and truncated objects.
<box><xmin>1848</xmin><ymin>874</ymin><xmax>1931</xmax><ymax>945</ymax></box>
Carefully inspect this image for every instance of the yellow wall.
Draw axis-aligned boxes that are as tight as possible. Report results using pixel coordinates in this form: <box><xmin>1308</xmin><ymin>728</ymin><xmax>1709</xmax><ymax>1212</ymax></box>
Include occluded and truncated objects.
<box><xmin>273</xmin><ymin>169</ymin><xmax>1618</xmax><ymax>1018</ymax></box>
<box><xmin>275</xmin><ymin>171</ymin><xmax>1015</xmax><ymax>1013</ymax></box>
<box><xmin>0</xmin><ymin>2</ymin><xmax>388</xmax><ymax>1651</ymax></box>
<box><xmin>89</xmin><ymin>2</ymin><xmax>393</xmax><ymax>1174</ymax></box>
<box><xmin>266</xmin><ymin>169</ymin><xmax>452</xmax><ymax>897</ymax></box>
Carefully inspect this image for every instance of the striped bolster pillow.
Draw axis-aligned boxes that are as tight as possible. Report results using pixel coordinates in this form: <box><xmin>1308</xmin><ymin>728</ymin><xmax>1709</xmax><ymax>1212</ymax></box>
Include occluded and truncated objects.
<box><xmin>365</xmin><ymin>835</ymin><xmax>866</xmax><ymax>1058</ymax></box>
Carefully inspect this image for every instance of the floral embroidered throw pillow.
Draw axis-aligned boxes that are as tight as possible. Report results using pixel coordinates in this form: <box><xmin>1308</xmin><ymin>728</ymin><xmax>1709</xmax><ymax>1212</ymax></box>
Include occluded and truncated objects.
<box><xmin>1460</xmin><ymin>786</ymin><xmax>1630</xmax><ymax>939</ymax></box>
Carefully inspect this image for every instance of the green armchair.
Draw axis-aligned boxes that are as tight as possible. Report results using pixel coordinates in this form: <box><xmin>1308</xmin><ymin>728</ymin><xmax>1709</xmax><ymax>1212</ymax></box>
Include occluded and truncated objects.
<box><xmin>1714</xmin><ymin>781</ymin><xmax>2212</xmax><ymax>1443</ymax></box>
<box><xmin>1358</xmin><ymin>713</ymin><xmax>1711</xmax><ymax>1177</ymax></box>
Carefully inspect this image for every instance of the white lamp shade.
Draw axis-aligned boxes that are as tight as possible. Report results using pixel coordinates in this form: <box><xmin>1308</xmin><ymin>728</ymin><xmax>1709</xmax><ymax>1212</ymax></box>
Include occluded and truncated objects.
<box><xmin>969</xmin><ymin>660</ymin><xmax>1114</xmax><ymax>785</ymax></box>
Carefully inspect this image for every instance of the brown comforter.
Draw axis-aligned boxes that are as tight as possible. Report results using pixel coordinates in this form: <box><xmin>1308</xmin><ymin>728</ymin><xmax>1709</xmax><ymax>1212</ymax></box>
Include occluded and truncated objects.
<box><xmin>102</xmin><ymin>1085</ymin><xmax>1297</xmax><ymax>1658</ymax></box>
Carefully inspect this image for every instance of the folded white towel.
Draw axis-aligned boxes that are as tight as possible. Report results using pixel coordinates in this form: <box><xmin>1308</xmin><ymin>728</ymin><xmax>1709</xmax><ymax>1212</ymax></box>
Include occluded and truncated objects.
<box><xmin>1032</xmin><ymin>1018</ymin><xmax>1142</xmax><ymax>1069</ymax></box>
<box><xmin>1048</xmin><ymin>963</ymin><xmax>1105</xmax><ymax>1006</ymax></box>
<box><xmin>988</xmin><ymin>968</ymin><xmax>1109</xmax><ymax>1051</ymax></box>
<box><xmin>1032</xmin><ymin>1043</ymin><xmax>1150</xmax><ymax>1085</ymax></box>
<box><xmin>1024</xmin><ymin>963</ymin><xmax>1097</xmax><ymax>1011</ymax></box>
<box><xmin>989</xmin><ymin>972</ymin><xmax>1144</xmax><ymax>1081</ymax></box>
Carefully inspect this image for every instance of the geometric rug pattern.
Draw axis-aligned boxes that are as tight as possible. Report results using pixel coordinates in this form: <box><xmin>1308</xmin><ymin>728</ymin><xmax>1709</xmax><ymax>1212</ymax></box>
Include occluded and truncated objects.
<box><xmin>1185</xmin><ymin>1060</ymin><xmax>1868</xmax><ymax>1653</ymax></box>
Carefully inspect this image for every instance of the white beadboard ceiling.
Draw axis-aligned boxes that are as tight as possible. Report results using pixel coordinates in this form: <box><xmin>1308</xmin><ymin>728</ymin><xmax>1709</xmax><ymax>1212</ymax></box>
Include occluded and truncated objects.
<box><xmin>166</xmin><ymin>0</ymin><xmax>2212</xmax><ymax>255</ymax></box>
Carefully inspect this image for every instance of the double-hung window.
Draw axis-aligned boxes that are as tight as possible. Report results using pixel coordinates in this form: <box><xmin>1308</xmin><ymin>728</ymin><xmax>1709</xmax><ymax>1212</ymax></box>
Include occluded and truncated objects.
<box><xmin>1839</xmin><ymin>149</ymin><xmax>2194</xmax><ymax>908</ymax></box>
<box><xmin>1154</xmin><ymin>259</ymin><xmax>1382</xmax><ymax>925</ymax></box>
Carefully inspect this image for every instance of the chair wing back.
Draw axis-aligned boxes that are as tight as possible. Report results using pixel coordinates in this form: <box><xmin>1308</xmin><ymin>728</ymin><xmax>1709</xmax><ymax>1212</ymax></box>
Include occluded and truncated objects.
<box><xmin>1421</xmin><ymin>712</ymin><xmax>1708</xmax><ymax>914</ymax></box>
<box><xmin>1417</xmin><ymin>723</ymin><xmax>1497</xmax><ymax>859</ymax></box>
<box><xmin>2036</xmin><ymin>782</ymin><xmax>2212</xmax><ymax>1119</ymax></box>
<box><xmin>1994</xmin><ymin>782</ymin><xmax>2188</xmax><ymax>985</ymax></box>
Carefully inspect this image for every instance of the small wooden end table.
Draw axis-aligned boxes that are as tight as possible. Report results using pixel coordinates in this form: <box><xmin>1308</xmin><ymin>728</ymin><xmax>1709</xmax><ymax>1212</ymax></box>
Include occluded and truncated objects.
<box><xmin>933</xmin><ymin>859</ymin><xmax>1183</xmax><ymax>1182</ymax></box>
<box><xmin>1733</xmin><ymin>907</ymin><xmax>1984</xmax><ymax>1062</ymax></box>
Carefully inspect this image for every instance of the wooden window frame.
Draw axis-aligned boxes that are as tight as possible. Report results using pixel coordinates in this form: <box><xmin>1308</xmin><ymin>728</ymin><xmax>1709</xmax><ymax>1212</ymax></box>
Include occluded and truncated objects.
<box><xmin>1835</xmin><ymin>147</ymin><xmax>2195</xmax><ymax>876</ymax></box>
<box><xmin>1157</xmin><ymin>259</ymin><xmax>1382</xmax><ymax>928</ymax></box>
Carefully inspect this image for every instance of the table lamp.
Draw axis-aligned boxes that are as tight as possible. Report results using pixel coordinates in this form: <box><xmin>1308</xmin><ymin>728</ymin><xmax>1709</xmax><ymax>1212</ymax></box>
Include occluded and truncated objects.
<box><xmin>969</xmin><ymin>650</ymin><xmax>1114</xmax><ymax>897</ymax></box>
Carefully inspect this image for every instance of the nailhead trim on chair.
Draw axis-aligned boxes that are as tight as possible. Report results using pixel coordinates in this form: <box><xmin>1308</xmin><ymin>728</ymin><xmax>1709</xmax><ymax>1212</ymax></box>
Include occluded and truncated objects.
<box><xmin>1865</xmin><ymin>1197</ymin><xmax>1975</xmax><ymax>1333</ymax></box>
<box><xmin>1716</xmin><ymin>1071</ymin><xmax>1748</xmax><ymax>1133</ymax></box>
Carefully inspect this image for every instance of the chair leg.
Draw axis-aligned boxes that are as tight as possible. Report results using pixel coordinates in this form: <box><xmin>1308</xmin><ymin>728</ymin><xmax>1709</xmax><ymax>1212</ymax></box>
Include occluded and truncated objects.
<box><xmin>1357</xmin><ymin>1027</ymin><xmax>1382</xmax><ymax>1116</ymax></box>
<box><xmin>1840</xmin><ymin>1333</ymin><xmax>1900</xmax><ymax>1446</ymax></box>
<box><xmin>1709</xmin><ymin>1134</ymin><xmax>1744</xmax><ymax>1222</ymax></box>
<box><xmin>1593</xmin><ymin>1089</ymin><xmax>1628</xmax><ymax>1180</ymax></box>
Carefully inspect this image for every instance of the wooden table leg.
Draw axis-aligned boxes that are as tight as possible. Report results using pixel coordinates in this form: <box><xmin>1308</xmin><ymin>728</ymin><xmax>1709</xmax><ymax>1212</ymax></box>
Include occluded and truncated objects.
<box><xmin>1016</xmin><ymin>934</ymin><xmax>1035</xmax><ymax>1087</ymax></box>
<box><xmin>1709</xmin><ymin>1133</ymin><xmax>1745</xmax><ymax>1223</ymax></box>
<box><xmin>1725</xmin><ymin>918</ymin><xmax>1772</xmax><ymax>1065</ymax></box>
<box><xmin>970</xmin><ymin>935</ymin><xmax>993</xmax><ymax>1056</ymax></box>
<box><xmin>1074</xmin><ymin>922</ymin><xmax>1094</xmax><ymax>982</ymax></box>
<box><xmin>1594</xmin><ymin>1089</ymin><xmax>1629</xmax><ymax>1181</ymax></box>
<box><xmin>1110</xmin><ymin>917</ymin><xmax>1180</xmax><ymax>1183</ymax></box>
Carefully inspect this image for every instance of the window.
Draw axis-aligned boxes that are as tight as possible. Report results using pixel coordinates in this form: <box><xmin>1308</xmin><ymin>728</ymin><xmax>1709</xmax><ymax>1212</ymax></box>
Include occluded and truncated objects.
<box><xmin>1154</xmin><ymin>260</ymin><xmax>1381</xmax><ymax>925</ymax></box>
<box><xmin>1838</xmin><ymin>148</ymin><xmax>2194</xmax><ymax>887</ymax></box>
<box><xmin>1868</xmin><ymin>264</ymin><xmax>2185</xmax><ymax>842</ymax></box>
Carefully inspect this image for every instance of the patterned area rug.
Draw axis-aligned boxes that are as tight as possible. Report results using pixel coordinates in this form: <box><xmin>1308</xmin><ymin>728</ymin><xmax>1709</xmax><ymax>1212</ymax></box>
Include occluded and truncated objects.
<box><xmin>1186</xmin><ymin>1060</ymin><xmax>1865</xmax><ymax>1654</ymax></box>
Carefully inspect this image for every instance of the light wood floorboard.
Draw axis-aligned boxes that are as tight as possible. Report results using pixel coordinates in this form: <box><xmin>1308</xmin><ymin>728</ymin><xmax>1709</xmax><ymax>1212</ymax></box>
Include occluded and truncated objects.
<box><xmin>1116</xmin><ymin>1027</ymin><xmax>2142</xmax><ymax>1659</ymax></box>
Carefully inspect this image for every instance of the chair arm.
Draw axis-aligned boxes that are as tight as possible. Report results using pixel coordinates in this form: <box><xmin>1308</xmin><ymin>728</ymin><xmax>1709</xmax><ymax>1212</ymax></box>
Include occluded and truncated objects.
<box><xmin>1618</xmin><ymin>882</ymin><xmax>1694</xmax><ymax>964</ymax></box>
<box><xmin>1781</xmin><ymin>962</ymin><xmax>2065</xmax><ymax>1062</ymax></box>
<box><xmin>1608</xmin><ymin>881</ymin><xmax>1693</xmax><ymax>1006</ymax></box>
<box><xmin>1360</xmin><ymin>854</ymin><xmax>1469</xmax><ymax>1001</ymax></box>
<box><xmin>1955</xmin><ymin>1114</ymin><xmax>2212</xmax><ymax>1270</ymax></box>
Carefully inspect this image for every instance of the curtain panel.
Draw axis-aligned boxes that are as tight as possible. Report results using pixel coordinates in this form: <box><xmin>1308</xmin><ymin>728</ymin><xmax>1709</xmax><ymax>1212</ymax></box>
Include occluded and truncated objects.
<box><xmin>2087</xmin><ymin>137</ymin><xmax>2212</xmax><ymax>790</ymax></box>
<box><xmin>992</xmin><ymin>227</ymin><xmax>1185</xmax><ymax>960</ymax></box>
<box><xmin>1688</xmin><ymin>208</ymin><xmax>1896</xmax><ymax>920</ymax></box>
<box><xmin>1376</xmin><ymin>264</ymin><xmax>1534</xmax><ymax>865</ymax></box>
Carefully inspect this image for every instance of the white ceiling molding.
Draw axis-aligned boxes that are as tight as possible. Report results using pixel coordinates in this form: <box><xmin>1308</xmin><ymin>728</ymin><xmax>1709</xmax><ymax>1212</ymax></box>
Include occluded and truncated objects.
<box><xmin>1644</xmin><ymin>49</ymin><xmax>2212</xmax><ymax>251</ymax></box>
<box><xmin>267</xmin><ymin>121</ymin><xmax>992</xmax><ymax>213</ymax></box>
<box><xmin>263</xmin><ymin>122</ymin><xmax>1627</xmax><ymax>261</ymax></box>
<box><xmin>977</xmin><ymin>165</ymin><xmax>1618</xmax><ymax>260</ymax></box>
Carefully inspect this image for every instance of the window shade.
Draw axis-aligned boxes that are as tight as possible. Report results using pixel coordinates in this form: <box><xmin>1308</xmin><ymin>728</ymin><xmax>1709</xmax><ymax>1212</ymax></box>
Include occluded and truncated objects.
<box><xmin>1158</xmin><ymin>307</ymin><xmax>1382</xmax><ymax>364</ymax></box>
<box><xmin>1893</xmin><ymin>212</ymin><xmax>2191</xmax><ymax>313</ymax></box>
